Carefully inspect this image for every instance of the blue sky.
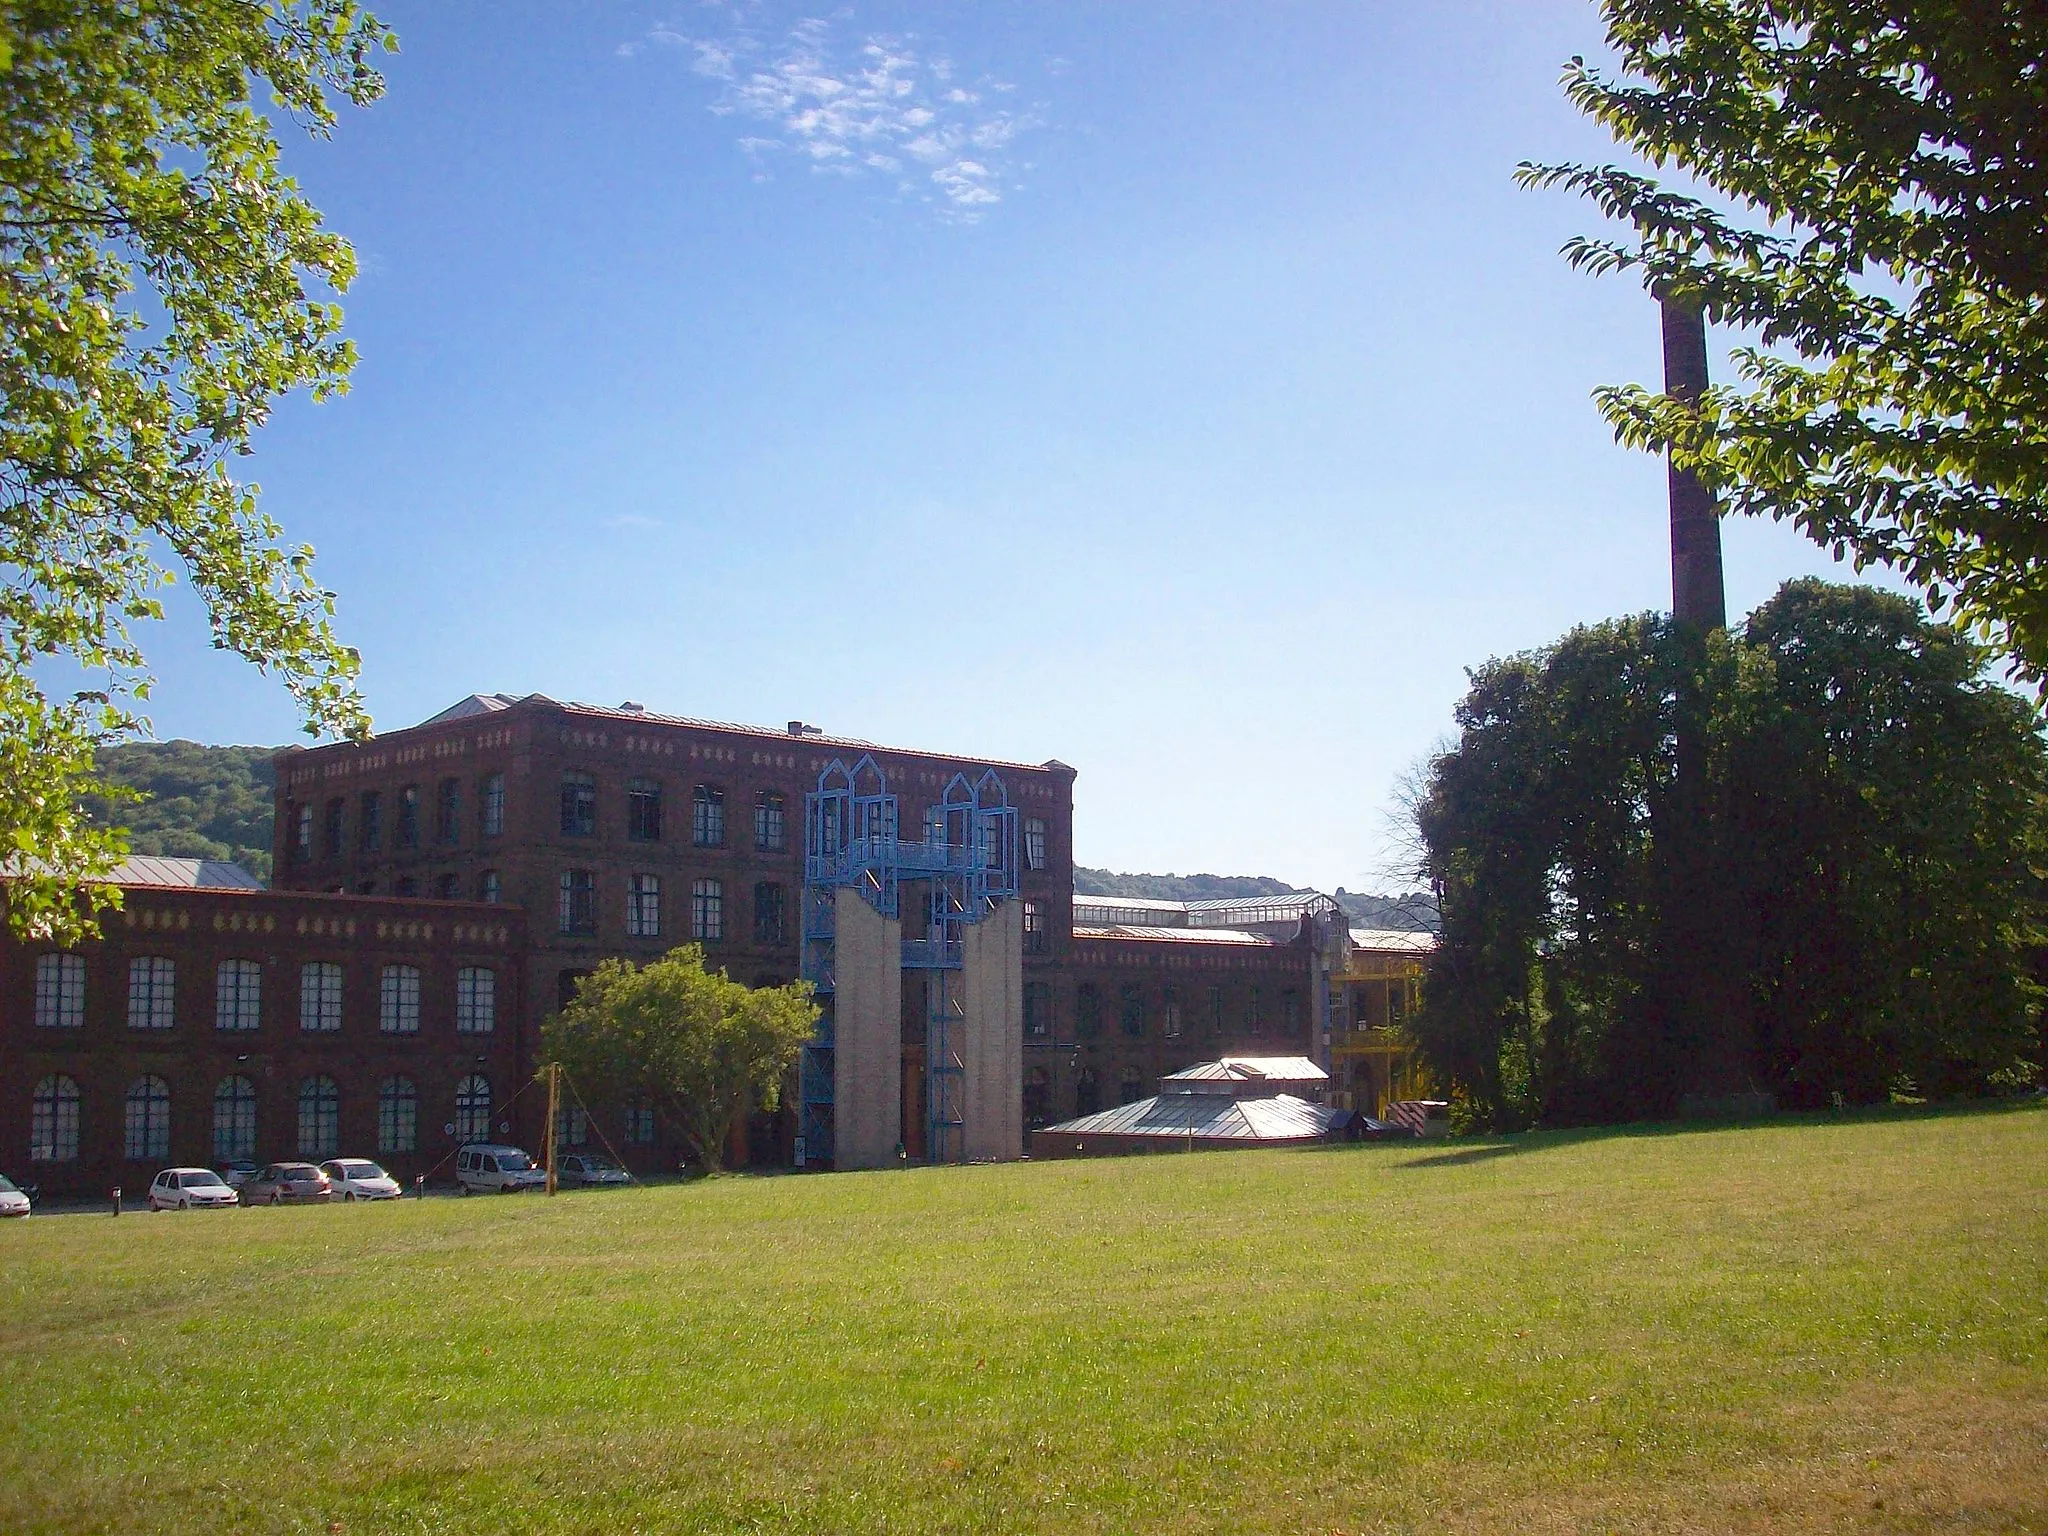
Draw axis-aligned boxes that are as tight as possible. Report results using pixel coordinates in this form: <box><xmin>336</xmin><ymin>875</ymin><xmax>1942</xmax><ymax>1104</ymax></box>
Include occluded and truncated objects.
<box><xmin>144</xmin><ymin>0</ymin><xmax>1884</xmax><ymax>891</ymax></box>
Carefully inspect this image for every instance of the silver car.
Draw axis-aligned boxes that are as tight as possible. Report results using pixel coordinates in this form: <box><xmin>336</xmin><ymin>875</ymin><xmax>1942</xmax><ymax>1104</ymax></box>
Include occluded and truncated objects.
<box><xmin>320</xmin><ymin>1159</ymin><xmax>403</xmax><ymax>1202</ymax></box>
<box><xmin>557</xmin><ymin>1152</ymin><xmax>631</xmax><ymax>1187</ymax></box>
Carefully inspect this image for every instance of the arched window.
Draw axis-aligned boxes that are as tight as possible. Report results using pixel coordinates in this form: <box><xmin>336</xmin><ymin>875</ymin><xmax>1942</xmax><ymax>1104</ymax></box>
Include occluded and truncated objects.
<box><xmin>215</xmin><ymin>958</ymin><xmax>262</xmax><ymax>1031</ymax></box>
<box><xmin>456</xmin><ymin>967</ymin><xmax>495</xmax><ymax>1033</ymax></box>
<box><xmin>297</xmin><ymin>1075</ymin><xmax>340</xmax><ymax>1158</ymax></box>
<box><xmin>378</xmin><ymin>1076</ymin><xmax>417</xmax><ymax>1155</ymax></box>
<box><xmin>34</xmin><ymin>953</ymin><xmax>86</xmax><ymax>1029</ymax></box>
<box><xmin>213</xmin><ymin>1076</ymin><xmax>257</xmax><ymax>1163</ymax></box>
<box><xmin>300</xmin><ymin>961</ymin><xmax>343</xmax><ymax>1031</ymax></box>
<box><xmin>125</xmin><ymin>1075</ymin><xmax>171</xmax><ymax>1161</ymax></box>
<box><xmin>455</xmin><ymin>1075</ymin><xmax>492</xmax><ymax>1142</ymax></box>
<box><xmin>127</xmin><ymin>956</ymin><xmax>175</xmax><ymax>1029</ymax></box>
<box><xmin>31</xmin><ymin>1075</ymin><xmax>80</xmax><ymax>1162</ymax></box>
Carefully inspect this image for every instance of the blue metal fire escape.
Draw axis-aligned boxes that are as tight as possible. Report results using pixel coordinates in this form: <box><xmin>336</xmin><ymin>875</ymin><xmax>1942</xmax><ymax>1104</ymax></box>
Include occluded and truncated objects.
<box><xmin>799</xmin><ymin>755</ymin><xmax>1016</xmax><ymax>1168</ymax></box>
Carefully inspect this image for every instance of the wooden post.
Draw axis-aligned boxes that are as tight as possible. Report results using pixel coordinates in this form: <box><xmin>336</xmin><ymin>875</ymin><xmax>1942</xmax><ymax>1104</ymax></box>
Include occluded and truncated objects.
<box><xmin>543</xmin><ymin>1062</ymin><xmax>560</xmax><ymax>1196</ymax></box>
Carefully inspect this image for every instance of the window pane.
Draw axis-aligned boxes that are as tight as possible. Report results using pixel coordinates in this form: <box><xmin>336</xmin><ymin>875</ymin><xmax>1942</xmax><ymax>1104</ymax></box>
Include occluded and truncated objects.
<box><xmin>456</xmin><ymin>967</ymin><xmax>496</xmax><ymax>1033</ymax></box>
<box><xmin>481</xmin><ymin>773</ymin><xmax>505</xmax><ymax>837</ymax></box>
<box><xmin>379</xmin><ymin>965</ymin><xmax>421</xmax><ymax>1034</ymax></box>
<box><xmin>692</xmin><ymin>878</ymin><xmax>724</xmax><ymax>940</ymax></box>
<box><xmin>692</xmin><ymin>786</ymin><xmax>725</xmax><ymax>847</ymax></box>
<box><xmin>455</xmin><ymin>1075</ymin><xmax>492</xmax><ymax>1142</ymax></box>
<box><xmin>215</xmin><ymin>959</ymin><xmax>262</xmax><ymax>1031</ymax></box>
<box><xmin>127</xmin><ymin>956</ymin><xmax>175</xmax><ymax>1030</ymax></box>
<box><xmin>755</xmin><ymin>792</ymin><xmax>786</xmax><ymax>851</ymax></box>
<box><xmin>397</xmin><ymin>785</ymin><xmax>420</xmax><ymax>848</ymax></box>
<box><xmin>627</xmin><ymin>778</ymin><xmax>662</xmax><ymax>842</ymax></box>
<box><xmin>34</xmin><ymin>954</ymin><xmax>84</xmax><ymax>1029</ymax></box>
<box><xmin>125</xmin><ymin>1075</ymin><xmax>170</xmax><ymax>1161</ymax></box>
<box><xmin>1024</xmin><ymin>817</ymin><xmax>1047</xmax><ymax>871</ymax></box>
<box><xmin>298</xmin><ymin>962</ymin><xmax>343</xmax><ymax>1032</ymax></box>
<box><xmin>378</xmin><ymin>1076</ymin><xmax>418</xmax><ymax>1154</ymax></box>
<box><xmin>559</xmin><ymin>870</ymin><xmax>596</xmax><ymax>935</ymax></box>
<box><xmin>438</xmin><ymin>778</ymin><xmax>461</xmax><ymax>844</ymax></box>
<box><xmin>561</xmin><ymin>773</ymin><xmax>596</xmax><ymax>836</ymax></box>
<box><xmin>31</xmin><ymin>1075</ymin><xmax>80</xmax><ymax>1162</ymax></box>
<box><xmin>297</xmin><ymin>1075</ymin><xmax>340</xmax><ymax>1159</ymax></box>
<box><xmin>213</xmin><ymin>1076</ymin><xmax>258</xmax><ymax>1163</ymax></box>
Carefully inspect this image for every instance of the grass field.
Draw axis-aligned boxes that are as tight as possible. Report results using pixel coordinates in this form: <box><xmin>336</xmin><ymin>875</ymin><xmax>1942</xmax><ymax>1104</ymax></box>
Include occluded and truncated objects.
<box><xmin>3</xmin><ymin>1105</ymin><xmax>2044</xmax><ymax>1535</ymax></box>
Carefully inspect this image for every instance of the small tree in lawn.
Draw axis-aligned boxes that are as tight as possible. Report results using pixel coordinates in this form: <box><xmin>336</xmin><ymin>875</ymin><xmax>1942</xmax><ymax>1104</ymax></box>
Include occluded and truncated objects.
<box><xmin>542</xmin><ymin>946</ymin><xmax>816</xmax><ymax>1174</ymax></box>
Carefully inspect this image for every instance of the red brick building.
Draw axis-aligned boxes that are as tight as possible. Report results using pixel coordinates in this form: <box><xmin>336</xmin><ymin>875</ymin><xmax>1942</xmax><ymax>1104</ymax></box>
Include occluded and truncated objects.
<box><xmin>1</xmin><ymin>858</ymin><xmax>524</xmax><ymax>1197</ymax></box>
<box><xmin>3</xmin><ymin>693</ymin><xmax>1412</xmax><ymax>1189</ymax></box>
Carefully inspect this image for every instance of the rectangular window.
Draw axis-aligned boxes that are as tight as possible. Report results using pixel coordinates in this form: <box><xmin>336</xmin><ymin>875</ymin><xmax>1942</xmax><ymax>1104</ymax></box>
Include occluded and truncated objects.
<box><xmin>1120</xmin><ymin>983</ymin><xmax>1145</xmax><ymax>1038</ymax></box>
<box><xmin>456</xmin><ymin>967</ymin><xmax>496</xmax><ymax>1033</ymax></box>
<box><xmin>397</xmin><ymin>784</ymin><xmax>420</xmax><ymax>849</ymax></box>
<box><xmin>627</xmin><ymin>873</ymin><xmax>662</xmax><ymax>938</ymax></box>
<box><xmin>378</xmin><ymin>1077</ymin><xmax>417</xmax><ymax>1155</ymax></box>
<box><xmin>1023</xmin><ymin>899</ymin><xmax>1048</xmax><ymax>955</ymax></box>
<box><xmin>1163</xmin><ymin>987</ymin><xmax>1183</xmax><ymax>1038</ymax></box>
<box><xmin>479</xmin><ymin>869</ymin><xmax>501</xmax><ymax>904</ymax></box>
<box><xmin>360</xmin><ymin>790</ymin><xmax>382</xmax><ymax>852</ymax></box>
<box><xmin>292</xmin><ymin>803</ymin><xmax>313</xmax><ymax>862</ymax></box>
<box><xmin>1247</xmin><ymin>986</ymin><xmax>1264</xmax><ymax>1035</ymax></box>
<box><xmin>692</xmin><ymin>878</ymin><xmax>724</xmax><ymax>941</ymax></box>
<box><xmin>434</xmin><ymin>873</ymin><xmax>459</xmax><ymax>900</ymax></box>
<box><xmin>1076</xmin><ymin>983</ymin><xmax>1101</xmax><ymax>1039</ymax></box>
<box><xmin>1023</xmin><ymin>981</ymin><xmax>1051</xmax><ymax>1041</ymax></box>
<box><xmin>624</xmin><ymin>1104</ymin><xmax>655</xmax><ymax>1145</ymax></box>
<box><xmin>33</xmin><ymin>954</ymin><xmax>85</xmax><ymax>1029</ymax></box>
<box><xmin>127</xmin><ymin>956</ymin><xmax>175</xmax><ymax>1030</ymax></box>
<box><xmin>627</xmin><ymin>778</ymin><xmax>663</xmax><ymax>842</ymax></box>
<box><xmin>561</xmin><ymin>772</ymin><xmax>597</xmax><ymax>837</ymax></box>
<box><xmin>379</xmin><ymin>964</ymin><xmax>421</xmax><ymax>1034</ymax></box>
<box><xmin>480</xmin><ymin>772</ymin><xmax>505</xmax><ymax>837</ymax></box>
<box><xmin>753</xmin><ymin>882</ymin><xmax>785</xmax><ymax>946</ymax></box>
<box><xmin>324</xmin><ymin>798</ymin><xmax>345</xmax><ymax>858</ymax></box>
<box><xmin>215</xmin><ymin>959</ymin><xmax>262</xmax><ymax>1031</ymax></box>
<box><xmin>559</xmin><ymin>869</ymin><xmax>596</xmax><ymax>935</ymax></box>
<box><xmin>755</xmin><ymin>792</ymin><xmax>787</xmax><ymax>852</ymax></box>
<box><xmin>1209</xmin><ymin>984</ymin><xmax>1225</xmax><ymax>1034</ymax></box>
<box><xmin>300</xmin><ymin>962</ymin><xmax>343</xmax><ymax>1032</ymax></box>
<box><xmin>692</xmin><ymin>785</ymin><xmax>725</xmax><ymax>847</ymax></box>
<box><xmin>438</xmin><ymin>778</ymin><xmax>461</xmax><ymax>844</ymax></box>
<box><xmin>1283</xmin><ymin>989</ymin><xmax>1302</xmax><ymax>1037</ymax></box>
<box><xmin>395</xmin><ymin>875</ymin><xmax>418</xmax><ymax>898</ymax></box>
<box><xmin>1024</xmin><ymin>817</ymin><xmax>1047</xmax><ymax>872</ymax></box>
<box><xmin>556</xmin><ymin>1105</ymin><xmax>589</xmax><ymax>1148</ymax></box>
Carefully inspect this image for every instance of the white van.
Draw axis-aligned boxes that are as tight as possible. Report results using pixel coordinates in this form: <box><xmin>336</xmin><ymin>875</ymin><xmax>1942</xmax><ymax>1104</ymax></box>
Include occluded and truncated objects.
<box><xmin>455</xmin><ymin>1144</ymin><xmax>547</xmax><ymax>1194</ymax></box>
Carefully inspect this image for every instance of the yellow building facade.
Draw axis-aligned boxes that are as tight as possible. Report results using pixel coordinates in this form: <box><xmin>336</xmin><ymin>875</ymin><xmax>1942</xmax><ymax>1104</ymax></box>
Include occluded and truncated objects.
<box><xmin>1329</xmin><ymin>930</ymin><xmax>1432</xmax><ymax>1116</ymax></box>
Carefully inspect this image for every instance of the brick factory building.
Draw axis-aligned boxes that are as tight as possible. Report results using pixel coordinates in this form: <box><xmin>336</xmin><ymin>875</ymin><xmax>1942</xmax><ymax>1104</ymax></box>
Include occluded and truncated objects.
<box><xmin>2</xmin><ymin>694</ymin><xmax>1427</xmax><ymax>1192</ymax></box>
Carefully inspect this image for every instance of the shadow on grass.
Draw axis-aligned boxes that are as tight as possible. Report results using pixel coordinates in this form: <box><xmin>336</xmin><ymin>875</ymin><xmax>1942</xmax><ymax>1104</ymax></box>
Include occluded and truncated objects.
<box><xmin>1352</xmin><ymin>1093</ymin><xmax>2044</xmax><ymax>1172</ymax></box>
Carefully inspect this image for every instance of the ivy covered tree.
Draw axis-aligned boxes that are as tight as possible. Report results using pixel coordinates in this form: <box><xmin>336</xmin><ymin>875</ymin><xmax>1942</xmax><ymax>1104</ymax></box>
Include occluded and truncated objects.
<box><xmin>0</xmin><ymin>2</ymin><xmax>393</xmax><ymax>939</ymax></box>
<box><xmin>1523</xmin><ymin>3</ymin><xmax>2048</xmax><ymax>682</ymax></box>
<box><xmin>1414</xmin><ymin>580</ymin><xmax>2045</xmax><ymax>1128</ymax></box>
<box><xmin>542</xmin><ymin>948</ymin><xmax>818</xmax><ymax>1174</ymax></box>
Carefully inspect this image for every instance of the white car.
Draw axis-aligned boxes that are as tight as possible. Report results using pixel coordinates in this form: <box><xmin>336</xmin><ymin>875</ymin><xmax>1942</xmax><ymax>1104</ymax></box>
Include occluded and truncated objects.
<box><xmin>558</xmin><ymin>1152</ymin><xmax>631</xmax><ymax>1187</ymax></box>
<box><xmin>320</xmin><ymin>1159</ymin><xmax>403</xmax><ymax>1201</ymax></box>
<box><xmin>455</xmin><ymin>1144</ymin><xmax>547</xmax><ymax>1195</ymax></box>
<box><xmin>0</xmin><ymin>1174</ymin><xmax>30</xmax><ymax>1218</ymax></box>
<box><xmin>148</xmin><ymin>1167</ymin><xmax>240</xmax><ymax>1210</ymax></box>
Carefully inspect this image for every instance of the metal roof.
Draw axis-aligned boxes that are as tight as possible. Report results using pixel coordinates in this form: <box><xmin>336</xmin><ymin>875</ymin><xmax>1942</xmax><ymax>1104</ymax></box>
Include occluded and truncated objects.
<box><xmin>1071</xmin><ymin>924</ymin><xmax>1273</xmax><ymax>946</ymax></box>
<box><xmin>110</xmin><ymin>856</ymin><xmax>264</xmax><ymax>891</ymax></box>
<box><xmin>1160</xmin><ymin>1056</ymin><xmax>1328</xmax><ymax>1085</ymax></box>
<box><xmin>1348</xmin><ymin>928</ymin><xmax>1436</xmax><ymax>954</ymax></box>
<box><xmin>1039</xmin><ymin>1092</ymin><xmax>1335</xmax><ymax>1142</ymax></box>
<box><xmin>1070</xmin><ymin>890</ymin><xmax>1341</xmax><ymax>931</ymax></box>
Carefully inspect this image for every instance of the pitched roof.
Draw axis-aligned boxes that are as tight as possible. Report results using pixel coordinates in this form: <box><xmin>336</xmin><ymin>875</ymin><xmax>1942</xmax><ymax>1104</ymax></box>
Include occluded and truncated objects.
<box><xmin>110</xmin><ymin>856</ymin><xmax>264</xmax><ymax>891</ymax></box>
<box><xmin>1039</xmin><ymin>1092</ymin><xmax>1336</xmax><ymax>1142</ymax></box>
<box><xmin>1348</xmin><ymin>928</ymin><xmax>1436</xmax><ymax>954</ymax></box>
<box><xmin>1160</xmin><ymin>1056</ymin><xmax>1328</xmax><ymax>1085</ymax></box>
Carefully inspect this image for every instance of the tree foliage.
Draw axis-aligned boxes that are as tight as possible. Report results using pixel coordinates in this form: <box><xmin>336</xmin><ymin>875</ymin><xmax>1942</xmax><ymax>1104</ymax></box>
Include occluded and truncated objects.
<box><xmin>0</xmin><ymin>2</ymin><xmax>392</xmax><ymax>939</ymax></box>
<box><xmin>1415</xmin><ymin>580</ymin><xmax>2045</xmax><ymax>1127</ymax></box>
<box><xmin>541</xmin><ymin>947</ymin><xmax>817</xmax><ymax>1174</ymax></box>
<box><xmin>81</xmin><ymin>739</ymin><xmax>278</xmax><ymax>878</ymax></box>
<box><xmin>1523</xmin><ymin>2</ymin><xmax>2048</xmax><ymax>681</ymax></box>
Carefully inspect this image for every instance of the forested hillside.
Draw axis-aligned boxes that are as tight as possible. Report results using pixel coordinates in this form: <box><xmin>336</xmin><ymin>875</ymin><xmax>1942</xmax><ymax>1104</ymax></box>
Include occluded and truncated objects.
<box><xmin>81</xmin><ymin>742</ymin><xmax>280</xmax><ymax>881</ymax></box>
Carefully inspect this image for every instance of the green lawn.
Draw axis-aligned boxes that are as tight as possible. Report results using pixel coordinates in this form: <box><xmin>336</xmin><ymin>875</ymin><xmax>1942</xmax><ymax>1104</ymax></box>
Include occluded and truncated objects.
<box><xmin>3</xmin><ymin>1106</ymin><xmax>2044</xmax><ymax>1535</ymax></box>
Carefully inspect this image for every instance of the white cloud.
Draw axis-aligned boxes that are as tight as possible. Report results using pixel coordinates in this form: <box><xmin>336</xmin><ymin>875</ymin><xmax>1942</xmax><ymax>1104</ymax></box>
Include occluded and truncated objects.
<box><xmin>630</xmin><ymin>8</ymin><xmax>1040</xmax><ymax>219</ymax></box>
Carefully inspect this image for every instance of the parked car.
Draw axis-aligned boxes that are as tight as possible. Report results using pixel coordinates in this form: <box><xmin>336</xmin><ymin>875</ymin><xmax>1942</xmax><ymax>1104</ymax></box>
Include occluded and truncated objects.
<box><xmin>557</xmin><ymin>1152</ymin><xmax>631</xmax><ymax>1187</ymax></box>
<box><xmin>148</xmin><ymin>1167</ymin><xmax>240</xmax><ymax>1210</ymax></box>
<box><xmin>215</xmin><ymin>1158</ymin><xmax>260</xmax><ymax>1190</ymax></box>
<box><xmin>319</xmin><ymin>1159</ymin><xmax>402</xmax><ymax>1202</ymax></box>
<box><xmin>0</xmin><ymin>1173</ymin><xmax>31</xmax><ymax>1218</ymax></box>
<box><xmin>455</xmin><ymin>1144</ymin><xmax>547</xmax><ymax>1195</ymax></box>
<box><xmin>239</xmin><ymin>1162</ymin><xmax>331</xmax><ymax>1206</ymax></box>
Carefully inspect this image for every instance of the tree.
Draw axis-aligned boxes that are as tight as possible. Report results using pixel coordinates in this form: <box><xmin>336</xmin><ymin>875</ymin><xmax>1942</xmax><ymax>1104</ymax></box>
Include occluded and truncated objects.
<box><xmin>1</xmin><ymin>2</ymin><xmax>393</xmax><ymax>940</ymax></box>
<box><xmin>542</xmin><ymin>947</ymin><xmax>818</xmax><ymax>1174</ymax></box>
<box><xmin>1413</xmin><ymin>579</ymin><xmax>2045</xmax><ymax>1128</ymax></box>
<box><xmin>1522</xmin><ymin>3</ymin><xmax>2048</xmax><ymax>683</ymax></box>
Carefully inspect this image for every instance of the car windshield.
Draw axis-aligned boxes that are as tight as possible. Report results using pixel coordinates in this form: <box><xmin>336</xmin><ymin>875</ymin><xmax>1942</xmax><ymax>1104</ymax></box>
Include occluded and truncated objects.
<box><xmin>183</xmin><ymin>1172</ymin><xmax>226</xmax><ymax>1188</ymax></box>
<box><xmin>495</xmin><ymin>1153</ymin><xmax>533</xmax><ymax>1171</ymax></box>
<box><xmin>281</xmin><ymin>1167</ymin><xmax>320</xmax><ymax>1180</ymax></box>
<box><xmin>338</xmin><ymin>1162</ymin><xmax>383</xmax><ymax>1179</ymax></box>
